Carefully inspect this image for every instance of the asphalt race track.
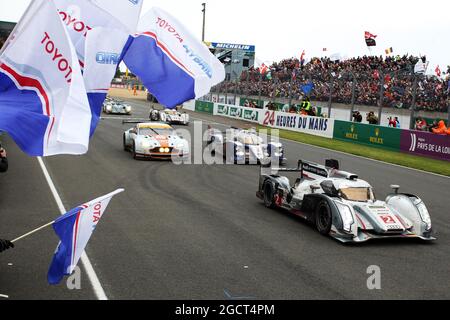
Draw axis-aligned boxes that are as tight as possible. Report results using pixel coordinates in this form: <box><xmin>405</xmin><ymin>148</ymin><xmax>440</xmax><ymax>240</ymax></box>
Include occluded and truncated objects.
<box><xmin>1</xmin><ymin>99</ymin><xmax>449</xmax><ymax>300</ymax></box>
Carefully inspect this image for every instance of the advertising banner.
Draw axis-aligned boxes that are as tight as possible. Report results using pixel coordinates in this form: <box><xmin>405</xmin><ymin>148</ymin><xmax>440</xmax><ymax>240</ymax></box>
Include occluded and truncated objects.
<box><xmin>195</xmin><ymin>101</ymin><xmax>214</xmax><ymax>114</ymax></box>
<box><xmin>214</xmin><ymin>104</ymin><xmax>263</xmax><ymax>124</ymax></box>
<box><xmin>260</xmin><ymin>110</ymin><xmax>334</xmax><ymax>138</ymax></box>
<box><xmin>400</xmin><ymin>131</ymin><xmax>450</xmax><ymax>161</ymax></box>
<box><xmin>333</xmin><ymin>121</ymin><xmax>401</xmax><ymax>150</ymax></box>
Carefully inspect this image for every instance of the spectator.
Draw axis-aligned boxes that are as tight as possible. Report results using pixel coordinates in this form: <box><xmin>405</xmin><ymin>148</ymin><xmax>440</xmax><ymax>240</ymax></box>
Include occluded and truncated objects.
<box><xmin>395</xmin><ymin>117</ymin><xmax>401</xmax><ymax>128</ymax></box>
<box><xmin>352</xmin><ymin>111</ymin><xmax>363</xmax><ymax>123</ymax></box>
<box><xmin>0</xmin><ymin>239</ymin><xmax>14</xmax><ymax>253</ymax></box>
<box><xmin>415</xmin><ymin>118</ymin><xmax>428</xmax><ymax>131</ymax></box>
<box><xmin>367</xmin><ymin>112</ymin><xmax>379</xmax><ymax>125</ymax></box>
<box><xmin>388</xmin><ymin>117</ymin><xmax>397</xmax><ymax>127</ymax></box>
<box><xmin>432</xmin><ymin>120</ymin><xmax>448</xmax><ymax>135</ymax></box>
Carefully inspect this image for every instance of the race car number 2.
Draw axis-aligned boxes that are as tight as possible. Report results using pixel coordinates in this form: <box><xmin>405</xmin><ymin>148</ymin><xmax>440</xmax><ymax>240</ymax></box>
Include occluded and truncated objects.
<box><xmin>380</xmin><ymin>215</ymin><xmax>396</xmax><ymax>224</ymax></box>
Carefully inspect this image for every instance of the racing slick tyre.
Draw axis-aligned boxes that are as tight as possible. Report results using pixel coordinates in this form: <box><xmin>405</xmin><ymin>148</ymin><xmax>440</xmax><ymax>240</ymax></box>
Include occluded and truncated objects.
<box><xmin>263</xmin><ymin>182</ymin><xmax>276</xmax><ymax>209</ymax></box>
<box><xmin>315</xmin><ymin>200</ymin><xmax>332</xmax><ymax>235</ymax></box>
<box><xmin>132</xmin><ymin>142</ymin><xmax>139</xmax><ymax>160</ymax></box>
<box><xmin>123</xmin><ymin>134</ymin><xmax>128</xmax><ymax>151</ymax></box>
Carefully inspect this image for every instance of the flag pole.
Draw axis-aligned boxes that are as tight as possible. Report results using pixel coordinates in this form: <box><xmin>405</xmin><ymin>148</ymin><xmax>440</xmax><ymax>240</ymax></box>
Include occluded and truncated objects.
<box><xmin>11</xmin><ymin>221</ymin><xmax>56</xmax><ymax>244</ymax></box>
<box><xmin>10</xmin><ymin>189</ymin><xmax>124</xmax><ymax>244</ymax></box>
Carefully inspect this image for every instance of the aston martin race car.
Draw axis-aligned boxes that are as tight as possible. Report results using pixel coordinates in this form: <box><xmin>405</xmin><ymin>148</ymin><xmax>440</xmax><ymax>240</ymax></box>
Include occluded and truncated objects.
<box><xmin>103</xmin><ymin>99</ymin><xmax>132</xmax><ymax>115</ymax></box>
<box><xmin>123</xmin><ymin>122</ymin><xmax>189</xmax><ymax>160</ymax></box>
<box><xmin>149</xmin><ymin>108</ymin><xmax>189</xmax><ymax>125</ymax></box>
<box><xmin>207</xmin><ymin>127</ymin><xmax>286</xmax><ymax>165</ymax></box>
<box><xmin>257</xmin><ymin>159</ymin><xmax>435</xmax><ymax>243</ymax></box>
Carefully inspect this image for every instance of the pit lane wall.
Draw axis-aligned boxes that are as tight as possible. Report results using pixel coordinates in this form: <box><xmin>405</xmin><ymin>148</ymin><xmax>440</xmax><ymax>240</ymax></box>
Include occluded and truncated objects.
<box><xmin>185</xmin><ymin>101</ymin><xmax>450</xmax><ymax>162</ymax></box>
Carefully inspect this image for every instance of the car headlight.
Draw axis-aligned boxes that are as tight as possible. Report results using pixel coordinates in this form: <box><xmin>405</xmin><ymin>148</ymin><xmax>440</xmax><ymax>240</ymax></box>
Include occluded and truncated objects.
<box><xmin>125</xmin><ymin>106</ymin><xmax>131</xmax><ymax>112</ymax></box>
<box><xmin>336</xmin><ymin>202</ymin><xmax>354</xmax><ymax>233</ymax></box>
<box><xmin>141</xmin><ymin>141</ymin><xmax>151</xmax><ymax>148</ymax></box>
<box><xmin>416</xmin><ymin>201</ymin><xmax>432</xmax><ymax>230</ymax></box>
<box><xmin>106</xmin><ymin>106</ymin><xmax>112</xmax><ymax>111</ymax></box>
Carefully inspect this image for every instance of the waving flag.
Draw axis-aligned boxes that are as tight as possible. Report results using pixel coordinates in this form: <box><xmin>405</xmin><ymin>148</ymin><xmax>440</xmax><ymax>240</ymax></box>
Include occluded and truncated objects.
<box><xmin>365</xmin><ymin>31</ymin><xmax>377</xmax><ymax>39</ymax></box>
<box><xmin>0</xmin><ymin>0</ymin><xmax>91</xmax><ymax>156</ymax></box>
<box><xmin>365</xmin><ymin>31</ymin><xmax>377</xmax><ymax>47</ymax></box>
<box><xmin>48</xmin><ymin>189</ymin><xmax>124</xmax><ymax>285</ymax></box>
<box><xmin>259</xmin><ymin>63</ymin><xmax>269</xmax><ymax>75</ymax></box>
<box><xmin>300</xmin><ymin>50</ymin><xmax>306</xmax><ymax>66</ymax></box>
<box><xmin>301</xmin><ymin>82</ymin><xmax>315</xmax><ymax>95</ymax></box>
<box><xmin>121</xmin><ymin>7</ymin><xmax>225</xmax><ymax>108</ymax></box>
<box><xmin>55</xmin><ymin>0</ymin><xmax>137</xmax><ymax>135</ymax></box>
<box><xmin>435</xmin><ymin>65</ymin><xmax>441</xmax><ymax>77</ymax></box>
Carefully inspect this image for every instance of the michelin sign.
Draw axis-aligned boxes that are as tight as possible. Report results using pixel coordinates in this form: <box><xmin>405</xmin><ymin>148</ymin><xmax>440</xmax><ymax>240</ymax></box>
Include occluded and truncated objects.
<box><xmin>205</xmin><ymin>42</ymin><xmax>256</xmax><ymax>52</ymax></box>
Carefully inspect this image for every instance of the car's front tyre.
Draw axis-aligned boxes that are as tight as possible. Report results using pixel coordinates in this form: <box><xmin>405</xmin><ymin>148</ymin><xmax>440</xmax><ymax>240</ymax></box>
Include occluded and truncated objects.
<box><xmin>263</xmin><ymin>182</ymin><xmax>276</xmax><ymax>209</ymax></box>
<box><xmin>132</xmin><ymin>142</ymin><xmax>139</xmax><ymax>160</ymax></box>
<box><xmin>315</xmin><ymin>200</ymin><xmax>332</xmax><ymax>235</ymax></box>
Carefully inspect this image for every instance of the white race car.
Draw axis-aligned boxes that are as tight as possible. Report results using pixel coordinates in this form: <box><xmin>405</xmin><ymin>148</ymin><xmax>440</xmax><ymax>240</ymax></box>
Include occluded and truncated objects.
<box><xmin>257</xmin><ymin>159</ymin><xmax>435</xmax><ymax>243</ymax></box>
<box><xmin>207</xmin><ymin>127</ymin><xmax>286</xmax><ymax>165</ymax></box>
<box><xmin>123</xmin><ymin>122</ymin><xmax>189</xmax><ymax>160</ymax></box>
<box><xmin>103</xmin><ymin>99</ymin><xmax>132</xmax><ymax>115</ymax></box>
<box><xmin>149</xmin><ymin>108</ymin><xmax>189</xmax><ymax>126</ymax></box>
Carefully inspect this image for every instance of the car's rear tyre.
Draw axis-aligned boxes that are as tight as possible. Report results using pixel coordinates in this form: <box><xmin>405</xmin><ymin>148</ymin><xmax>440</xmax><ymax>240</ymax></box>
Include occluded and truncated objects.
<box><xmin>263</xmin><ymin>182</ymin><xmax>276</xmax><ymax>209</ymax></box>
<box><xmin>315</xmin><ymin>200</ymin><xmax>332</xmax><ymax>235</ymax></box>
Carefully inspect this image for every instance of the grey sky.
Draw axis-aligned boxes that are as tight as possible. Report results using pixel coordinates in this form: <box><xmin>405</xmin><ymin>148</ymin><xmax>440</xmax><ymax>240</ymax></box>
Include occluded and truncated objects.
<box><xmin>1</xmin><ymin>0</ymin><xmax>449</xmax><ymax>72</ymax></box>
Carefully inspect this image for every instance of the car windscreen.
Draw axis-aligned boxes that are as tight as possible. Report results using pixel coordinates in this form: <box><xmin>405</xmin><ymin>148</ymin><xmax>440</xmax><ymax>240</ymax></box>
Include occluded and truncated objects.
<box><xmin>139</xmin><ymin>128</ymin><xmax>174</xmax><ymax>136</ymax></box>
<box><xmin>238</xmin><ymin>134</ymin><xmax>260</xmax><ymax>145</ymax></box>
<box><xmin>340</xmin><ymin>188</ymin><xmax>373</xmax><ymax>202</ymax></box>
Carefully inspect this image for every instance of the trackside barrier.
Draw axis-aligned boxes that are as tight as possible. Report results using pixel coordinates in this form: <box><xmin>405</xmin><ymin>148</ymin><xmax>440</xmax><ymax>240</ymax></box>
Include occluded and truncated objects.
<box><xmin>183</xmin><ymin>100</ymin><xmax>195</xmax><ymax>111</ymax></box>
<box><xmin>214</xmin><ymin>104</ymin><xmax>264</xmax><ymax>124</ymax></box>
<box><xmin>333</xmin><ymin>121</ymin><xmax>401</xmax><ymax>151</ymax></box>
<box><xmin>400</xmin><ymin>130</ymin><xmax>450</xmax><ymax>161</ymax></box>
<box><xmin>259</xmin><ymin>110</ymin><xmax>335</xmax><ymax>138</ymax></box>
<box><xmin>192</xmin><ymin>100</ymin><xmax>449</xmax><ymax>162</ymax></box>
<box><xmin>195</xmin><ymin>101</ymin><xmax>214</xmax><ymax>114</ymax></box>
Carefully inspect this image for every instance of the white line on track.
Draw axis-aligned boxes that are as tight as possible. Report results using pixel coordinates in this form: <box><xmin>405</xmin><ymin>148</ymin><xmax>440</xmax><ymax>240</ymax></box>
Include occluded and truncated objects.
<box><xmin>190</xmin><ymin>115</ymin><xmax>449</xmax><ymax>180</ymax></box>
<box><xmin>0</xmin><ymin>294</ymin><xmax>9</xmax><ymax>299</ymax></box>
<box><xmin>37</xmin><ymin>157</ymin><xmax>108</xmax><ymax>300</ymax></box>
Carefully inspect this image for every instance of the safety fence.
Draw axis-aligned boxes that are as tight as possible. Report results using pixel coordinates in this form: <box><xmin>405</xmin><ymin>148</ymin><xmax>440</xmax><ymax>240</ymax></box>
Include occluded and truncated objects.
<box><xmin>185</xmin><ymin>100</ymin><xmax>450</xmax><ymax>162</ymax></box>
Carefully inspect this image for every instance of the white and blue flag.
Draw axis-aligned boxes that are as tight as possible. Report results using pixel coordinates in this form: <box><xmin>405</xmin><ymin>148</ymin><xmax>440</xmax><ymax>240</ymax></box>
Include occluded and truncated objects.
<box><xmin>55</xmin><ymin>0</ymin><xmax>138</xmax><ymax>135</ymax></box>
<box><xmin>121</xmin><ymin>7</ymin><xmax>225</xmax><ymax>108</ymax></box>
<box><xmin>48</xmin><ymin>189</ymin><xmax>124</xmax><ymax>285</ymax></box>
<box><xmin>0</xmin><ymin>0</ymin><xmax>91</xmax><ymax>156</ymax></box>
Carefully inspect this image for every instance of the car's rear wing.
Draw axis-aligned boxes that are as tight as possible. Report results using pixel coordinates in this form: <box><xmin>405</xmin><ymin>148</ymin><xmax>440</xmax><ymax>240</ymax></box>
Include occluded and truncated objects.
<box><xmin>120</xmin><ymin>119</ymin><xmax>151</xmax><ymax>125</ymax></box>
<box><xmin>262</xmin><ymin>159</ymin><xmax>358</xmax><ymax>181</ymax></box>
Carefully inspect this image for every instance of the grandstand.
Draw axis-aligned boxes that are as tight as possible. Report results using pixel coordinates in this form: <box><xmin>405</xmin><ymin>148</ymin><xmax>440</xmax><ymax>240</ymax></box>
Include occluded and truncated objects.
<box><xmin>212</xmin><ymin>55</ymin><xmax>449</xmax><ymax>123</ymax></box>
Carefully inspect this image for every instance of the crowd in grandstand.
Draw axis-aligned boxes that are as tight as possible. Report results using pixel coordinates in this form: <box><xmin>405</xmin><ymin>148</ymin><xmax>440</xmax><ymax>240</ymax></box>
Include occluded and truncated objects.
<box><xmin>214</xmin><ymin>55</ymin><xmax>449</xmax><ymax>113</ymax></box>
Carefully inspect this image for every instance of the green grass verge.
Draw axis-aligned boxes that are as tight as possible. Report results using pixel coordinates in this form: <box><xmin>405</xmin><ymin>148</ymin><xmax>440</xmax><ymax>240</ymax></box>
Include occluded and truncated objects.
<box><xmin>258</xmin><ymin>126</ymin><xmax>450</xmax><ymax>177</ymax></box>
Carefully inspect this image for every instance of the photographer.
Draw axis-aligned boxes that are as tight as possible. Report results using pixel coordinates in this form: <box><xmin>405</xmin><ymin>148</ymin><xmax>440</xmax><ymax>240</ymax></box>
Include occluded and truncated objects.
<box><xmin>352</xmin><ymin>111</ymin><xmax>363</xmax><ymax>123</ymax></box>
<box><xmin>0</xmin><ymin>144</ymin><xmax>8</xmax><ymax>173</ymax></box>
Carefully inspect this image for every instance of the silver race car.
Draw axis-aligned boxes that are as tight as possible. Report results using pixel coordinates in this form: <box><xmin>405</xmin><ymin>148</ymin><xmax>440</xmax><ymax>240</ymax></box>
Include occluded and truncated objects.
<box><xmin>123</xmin><ymin>122</ymin><xmax>189</xmax><ymax>160</ymax></box>
<box><xmin>104</xmin><ymin>99</ymin><xmax>132</xmax><ymax>115</ymax></box>
<box><xmin>207</xmin><ymin>127</ymin><xmax>286</xmax><ymax>165</ymax></box>
<box><xmin>149</xmin><ymin>108</ymin><xmax>189</xmax><ymax>126</ymax></box>
<box><xmin>257</xmin><ymin>159</ymin><xmax>435</xmax><ymax>243</ymax></box>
